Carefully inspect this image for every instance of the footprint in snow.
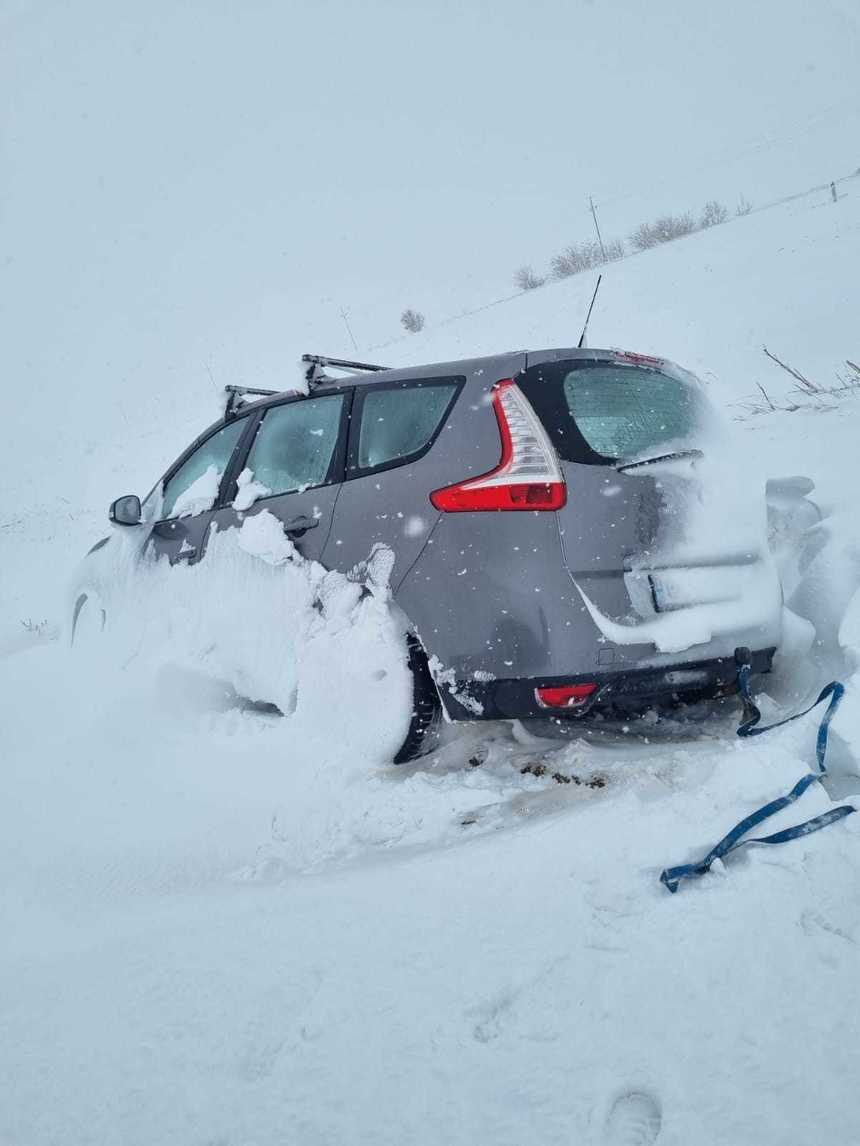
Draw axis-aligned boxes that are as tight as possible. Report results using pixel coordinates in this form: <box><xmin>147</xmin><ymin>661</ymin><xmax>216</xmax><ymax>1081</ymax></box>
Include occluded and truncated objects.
<box><xmin>604</xmin><ymin>1091</ymin><xmax>662</xmax><ymax>1146</ymax></box>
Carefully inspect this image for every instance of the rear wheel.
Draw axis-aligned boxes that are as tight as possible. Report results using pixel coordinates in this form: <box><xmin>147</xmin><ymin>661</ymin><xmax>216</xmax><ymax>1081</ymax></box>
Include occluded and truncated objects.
<box><xmin>393</xmin><ymin>634</ymin><xmax>443</xmax><ymax>764</ymax></box>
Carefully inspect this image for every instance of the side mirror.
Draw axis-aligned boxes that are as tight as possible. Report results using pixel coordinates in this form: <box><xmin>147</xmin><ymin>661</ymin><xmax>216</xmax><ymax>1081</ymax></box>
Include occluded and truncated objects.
<box><xmin>109</xmin><ymin>494</ymin><xmax>142</xmax><ymax>526</ymax></box>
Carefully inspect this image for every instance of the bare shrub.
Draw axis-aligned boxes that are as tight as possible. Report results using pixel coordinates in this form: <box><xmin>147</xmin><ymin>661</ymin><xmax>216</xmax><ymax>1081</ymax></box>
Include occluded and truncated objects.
<box><xmin>550</xmin><ymin>237</ymin><xmax>624</xmax><ymax>279</ymax></box>
<box><xmin>20</xmin><ymin>618</ymin><xmax>49</xmax><ymax>635</ymax></box>
<box><xmin>655</xmin><ymin>212</ymin><xmax>696</xmax><ymax>241</ymax></box>
<box><xmin>400</xmin><ymin>308</ymin><xmax>425</xmax><ymax>334</ymax></box>
<box><xmin>836</xmin><ymin>360</ymin><xmax>860</xmax><ymax>390</ymax></box>
<box><xmin>628</xmin><ymin>222</ymin><xmax>660</xmax><ymax>251</ymax></box>
<box><xmin>603</xmin><ymin>237</ymin><xmax>625</xmax><ymax>261</ymax></box>
<box><xmin>551</xmin><ymin>243</ymin><xmax>592</xmax><ymax>278</ymax></box>
<box><xmin>736</xmin><ymin>195</ymin><xmax>753</xmax><ymax>217</ymax></box>
<box><xmin>514</xmin><ymin>265</ymin><xmax>545</xmax><ymax>291</ymax></box>
<box><xmin>763</xmin><ymin>345</ymin><xmax>821</xmax><ymax>393</ymax></box>
<box><xmin>700</xmin><ymin>200</ymin><xmax>729</xmax><ymax>228</ymax></box>
<box><xmin>629</xmin><ymin>212</ymin><xmax>696</xmax><ymax>251</ymax></box>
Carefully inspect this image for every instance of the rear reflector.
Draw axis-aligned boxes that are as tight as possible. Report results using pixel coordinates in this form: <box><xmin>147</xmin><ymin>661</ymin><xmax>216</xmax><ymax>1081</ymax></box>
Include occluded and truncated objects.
<box><xmin>535</xmin><ymin>683</ymin><xmax>598</xmax><ymax>709</ymax></box>
<box><xmin>430</xmin><ymin>379</ymin><xmax>566</xmax><ymax>512</ymax></box>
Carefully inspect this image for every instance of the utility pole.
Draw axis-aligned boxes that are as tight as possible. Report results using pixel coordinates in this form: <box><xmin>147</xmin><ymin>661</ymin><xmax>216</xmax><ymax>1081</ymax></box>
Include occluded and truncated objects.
<box><xmin>589</xmin><ymin>195</ymin><xmax>607</xmax><ymax>261</ymax></box>
<box><xmin>339</xmin><ymin>307</ymin><xmax>358</xmax><ymax>352</ymax></box>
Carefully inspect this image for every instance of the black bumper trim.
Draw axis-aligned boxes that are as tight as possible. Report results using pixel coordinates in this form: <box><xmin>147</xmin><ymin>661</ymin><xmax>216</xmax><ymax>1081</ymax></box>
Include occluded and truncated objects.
<box><xmin>444</xmin><ymin>647</ymin><xmax>776</xmax><ymax>721</ymax></box>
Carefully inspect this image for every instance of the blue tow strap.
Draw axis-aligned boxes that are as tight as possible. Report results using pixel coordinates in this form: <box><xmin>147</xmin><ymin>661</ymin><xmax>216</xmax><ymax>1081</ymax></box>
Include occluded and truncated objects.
<box><xmin>660</xmin><ymin>659</ymin><xmax>855</xmax><ymax>893</ymax></box>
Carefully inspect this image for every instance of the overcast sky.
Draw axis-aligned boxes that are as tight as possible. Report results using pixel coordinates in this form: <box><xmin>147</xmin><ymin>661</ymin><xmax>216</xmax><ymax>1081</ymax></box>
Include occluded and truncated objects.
<box><xmin>4</xmin><ymin>0</ymin><xmax>859</xmax><ymax>404</ymax></box>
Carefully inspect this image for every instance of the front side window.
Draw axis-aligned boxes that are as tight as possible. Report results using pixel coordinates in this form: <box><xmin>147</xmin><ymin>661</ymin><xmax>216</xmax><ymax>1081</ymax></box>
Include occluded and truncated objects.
<box><xmin>356</xmin><ymin>383</ymin><xmax>458</xmax><ymax>472</ymax></box>
<box><xmin>161</xmin><ymin>418</ymin><xmax>247</xmax><ymax>519</ymax></box>
<box><xmin>244</xmin><ymin>395</ymin><xmax>345</xmax><ymax>497</ymax></box>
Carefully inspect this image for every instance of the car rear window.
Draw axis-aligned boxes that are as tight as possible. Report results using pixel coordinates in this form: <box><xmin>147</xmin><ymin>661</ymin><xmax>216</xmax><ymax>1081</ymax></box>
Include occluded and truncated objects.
<box><xmin>520</xmin><ymin>360</ymin><xmax>705</xmax><ymax>464</ymax></box>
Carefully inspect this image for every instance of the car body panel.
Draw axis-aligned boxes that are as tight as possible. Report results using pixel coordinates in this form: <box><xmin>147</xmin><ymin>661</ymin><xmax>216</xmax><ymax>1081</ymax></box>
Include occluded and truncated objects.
<box><xmin>321</xmin><ymin>352</ymin><xmax>526</xmax><ymax>587</ymax></box>
<box><xmin>205</xmin><ymin>484</ymin><xmax>341</xmax><ymax>564</ymax></box>
<box><xmin>148</xmin><ymin>514</ymin><xmax>211</xmax><ymax>565</ymax></box>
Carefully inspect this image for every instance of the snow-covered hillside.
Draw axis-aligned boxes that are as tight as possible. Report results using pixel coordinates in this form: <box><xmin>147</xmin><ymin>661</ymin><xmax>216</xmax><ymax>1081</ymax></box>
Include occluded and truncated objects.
<box><xmin>3</xmin><ymin>184</ymin><xmax>860</xmax><ymax>1145</ymax></box>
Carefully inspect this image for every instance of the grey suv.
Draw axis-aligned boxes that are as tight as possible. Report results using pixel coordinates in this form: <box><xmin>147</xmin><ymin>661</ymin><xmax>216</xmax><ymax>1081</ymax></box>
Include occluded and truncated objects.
<box><xmin>89</xmin><ymin>347</ymin><xmax>782</xmax><ymax>761</ymax></box>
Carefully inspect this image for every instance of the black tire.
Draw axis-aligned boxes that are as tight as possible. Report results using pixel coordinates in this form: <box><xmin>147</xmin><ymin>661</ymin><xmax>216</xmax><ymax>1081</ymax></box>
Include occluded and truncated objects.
<box><xmin>393</xmin><ymin>634</ymin><xmax>443</xmax><ymax>764</ymax></box>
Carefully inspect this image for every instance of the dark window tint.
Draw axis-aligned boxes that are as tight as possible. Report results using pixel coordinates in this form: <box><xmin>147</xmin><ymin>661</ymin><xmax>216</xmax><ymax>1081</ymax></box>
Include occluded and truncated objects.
<box><xmin>357</xmin><ymin>384</ymin><xmax>457</xmax><ymax>471</ymax></box>
<box><xmin>520</xmin><ymin>361</ymin><xmax>705</xmax><ymax>463</ymax></box>
<box><xmin>161</xmin><ymin>418</ymin><xmax>247</xmax><ymax>519</ymax></box>
<box><xmin>245</xmin><ymin>395</ymin><xmax>345</xmax><ymax>496</ymax></box>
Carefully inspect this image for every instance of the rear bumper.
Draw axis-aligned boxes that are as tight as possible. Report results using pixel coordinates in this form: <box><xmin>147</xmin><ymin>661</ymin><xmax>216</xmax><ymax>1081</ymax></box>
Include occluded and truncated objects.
<box><xmin>442</xmin><ymin>647</ymin><xmax>776</xmax><ymax>721</ymax></box>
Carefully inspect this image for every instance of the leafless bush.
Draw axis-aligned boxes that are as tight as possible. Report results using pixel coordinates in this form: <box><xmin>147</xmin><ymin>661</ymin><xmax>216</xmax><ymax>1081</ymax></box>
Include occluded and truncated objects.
<box><xmin>20</xmin><ymin>618</ymin><xmax>49</xmax><ymax>635</ymax></box>
<box><xmin>551</xmin><ymin>242</ymin><xmax>595</xmax><ymax>278</ymax></box>
<box><xmin>400</xmin><ymin>308</ymin><xmax>425</xmax><ymax>334</ymax></box>
<box><xmin>550</xmin><ymin>237</ymin><xmax>624</xmax><ymax>279</ymax></box>
<box><xmin>835</xmin><ymin>360</ymin><xmax>860</xmax><ymax>390</ymax></box>
<box><xmin>628</xmin><ymin>223</ymin><xmax>657</xmax><ymax>252</ymax></box>
<box><xmin>514</xmin><ymin>265</ymin><xmax>545</xmax><ymax>291</ymax></box>
<box><xmin>736</xmin><ymin>195</ymin><xmax>753</xmax><ymax>217</ymax></box>
<box><xmin>763</xmin><ymin>346</ymin><xmax>822</xmax><ymax>393</ymax></box>
<box><xmin>550</xmin><ymin>247</ymin><xmax>579</xmax><ymax>277</ymax></box>
<box><xmin>700</xmin><ymin>199</ymin><xmax>729</xmax><ymax>228</ymax></box>
<box><xmin>602</xmin><ymin>237</ymin><xmax>625</xmax><ymax>262</ymax></box>
<box><xmin>629</xmin><ymin>212</ymin><xmax>697</xmax><ymax>251</ymax></box>
<box><xmin>735</xmin><ymin>356</ymin><xmax>860</xmax><ymax>419</ymax></box>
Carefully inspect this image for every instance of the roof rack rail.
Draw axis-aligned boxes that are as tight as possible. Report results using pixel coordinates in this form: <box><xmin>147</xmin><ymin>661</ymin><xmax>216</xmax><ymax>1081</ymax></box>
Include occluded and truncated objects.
<box><xmin>224</xmin><ymin>384</ymin><xmax>280</xmax><ymax>419</ymax></box>
<box><xmin>301</xmin><ymin>354</ymin><xmax>388</xmax><ymax>373</ymax></box>
<box><xmin>301</xmin><ymin>353</ymin><xmax>388</xmax><ymax>389</ymax></box>
<box><xmin>223</xmin><ymin>355</ymin><xmax>391</xmax><ymax>418</ymax></box>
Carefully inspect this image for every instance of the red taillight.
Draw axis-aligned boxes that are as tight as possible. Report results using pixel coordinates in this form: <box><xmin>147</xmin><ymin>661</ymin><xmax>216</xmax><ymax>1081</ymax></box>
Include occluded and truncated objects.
<box><xmin>535</xmin><ymin>683</ymin><xmax>598</xmax><ymax>709</ymax></box>
<box><xmin>430</xmin><ymin>379</ymin><xmax>566</xmax><ymax>512</ymax></box>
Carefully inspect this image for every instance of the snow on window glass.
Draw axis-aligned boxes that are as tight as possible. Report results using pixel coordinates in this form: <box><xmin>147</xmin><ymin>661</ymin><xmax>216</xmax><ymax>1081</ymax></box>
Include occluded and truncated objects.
<box><xmin>562</xmin><ymin>366</ymin><xmax>703</xmax><ymax>460</ymax></box>
<box><xmin>232</xmin><ymin>467</ymin><xmax>272</xmax><ymax>512</ymax></box>
<box><xmin>171</xmin><ymin>465</ymin><xmax>222</xmax><ymax>519</ymax></box>
<box><xmin>161</xmin><ymin>417</ymin><xmax>247</xmax><ymax>519</ymax></box>
<box><xmin>521</xmin><ymin>362</ymin><xmax>708</xmax><ymax>464</ymax></box>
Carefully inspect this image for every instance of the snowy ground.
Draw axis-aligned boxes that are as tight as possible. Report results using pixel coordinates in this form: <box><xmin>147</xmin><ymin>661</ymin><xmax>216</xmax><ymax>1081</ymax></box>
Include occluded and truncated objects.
<box><xmin>3</xmin><ymin>192</ymin><xmax>860</xmax><ymax>1145</ymax></box>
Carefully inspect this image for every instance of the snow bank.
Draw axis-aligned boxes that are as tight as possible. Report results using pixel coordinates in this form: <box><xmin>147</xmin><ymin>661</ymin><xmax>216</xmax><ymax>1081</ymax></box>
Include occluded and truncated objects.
<box><xmin>69</xmin><ymin>511</ymin><xmax>413</xmax><ymax>768</ymax></box>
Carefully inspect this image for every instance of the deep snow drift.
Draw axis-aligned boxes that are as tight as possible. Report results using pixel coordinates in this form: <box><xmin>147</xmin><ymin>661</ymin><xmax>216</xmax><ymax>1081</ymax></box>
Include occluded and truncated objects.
<box><xmin>3</xmin><ymin>190</ymin><xmax>860</xmax><ymax>1146</ymax></box>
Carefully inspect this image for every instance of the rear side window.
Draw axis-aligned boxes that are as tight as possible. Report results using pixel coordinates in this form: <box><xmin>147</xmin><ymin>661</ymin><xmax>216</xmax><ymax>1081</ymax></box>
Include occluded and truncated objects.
<box><xmin>520</xmin><ymin>360</ymin><xmax>705</xmax><ymax>464</ymax></box>
<box><xmin>353</xmin><ymin>381</ymin><xmax>460</xmax><ymax>473</ymax></box>
<box><xmin>244</xmin><ymin>394</ymin><xmax>345</xmax><ymax>496</ymax></box>
<box><xmin>161</xmin><ymin>417</ymin><xmax>247</xmax><ymax>519</ymax></box>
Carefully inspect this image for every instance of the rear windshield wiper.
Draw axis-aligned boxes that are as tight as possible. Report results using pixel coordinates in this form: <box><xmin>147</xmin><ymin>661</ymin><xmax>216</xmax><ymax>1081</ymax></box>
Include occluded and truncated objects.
<box><xmin>616</xmin><ymin>448</ymin><xmax>703</xmax><ymax>472</ymax></box>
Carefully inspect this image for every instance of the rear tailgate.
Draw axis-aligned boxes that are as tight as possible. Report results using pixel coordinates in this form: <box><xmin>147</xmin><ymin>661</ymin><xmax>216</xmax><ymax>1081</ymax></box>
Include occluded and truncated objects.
<box><xmin>519</xmin><ymin>350</ymin><xmax>781</xmax><ymax>655</ymax></box>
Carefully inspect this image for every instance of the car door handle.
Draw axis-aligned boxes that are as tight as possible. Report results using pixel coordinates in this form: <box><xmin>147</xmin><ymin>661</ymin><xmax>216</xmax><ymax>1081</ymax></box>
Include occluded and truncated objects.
<box><xmin>283</xmin><ymin>515</ymin><xmax>320</xmax><ymax>537</ymax></box>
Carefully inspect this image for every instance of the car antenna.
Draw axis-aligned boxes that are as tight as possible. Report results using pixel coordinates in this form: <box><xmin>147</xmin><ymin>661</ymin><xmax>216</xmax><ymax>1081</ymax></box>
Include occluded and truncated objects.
<box><xmin>577</xmin><ymin>274</ymin><xmax>602</xmax><ymax>349</ymax></box>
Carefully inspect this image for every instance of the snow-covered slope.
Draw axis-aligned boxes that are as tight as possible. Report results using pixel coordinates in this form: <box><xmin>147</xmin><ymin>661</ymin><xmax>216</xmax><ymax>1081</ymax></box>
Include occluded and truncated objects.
<box><xmin>3</xmin><ymin>187</ymin><xmax>860</xmax><ymax>1146</ymax></box>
